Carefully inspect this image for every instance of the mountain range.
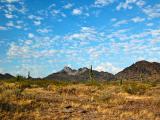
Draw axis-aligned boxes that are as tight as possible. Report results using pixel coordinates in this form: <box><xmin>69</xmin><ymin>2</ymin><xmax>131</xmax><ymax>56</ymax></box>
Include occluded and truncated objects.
<box><xmin>44</xmin><ymin>66</ymin><xmax>114</xmax><ymax>81</ymax></box>
<box><xmin>1</xmin><ymin>60</ymin><xmax>160</xmax><ymax>81</ymax></box>
<box><xmin>115</xmin><ymin>60</ymin><xmax>160</xmax><ymax>81</ymax></box>
<box><xmin>0</xmin><ymin>73</ymin><xmax>15</xmax><ymax>80</ymax></box>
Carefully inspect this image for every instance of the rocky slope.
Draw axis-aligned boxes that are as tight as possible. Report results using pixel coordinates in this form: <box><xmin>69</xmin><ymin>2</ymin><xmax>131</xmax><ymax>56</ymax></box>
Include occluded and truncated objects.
<box><xmin>115</xmin><ymin>60</ymin><xmax>160</xmax><ymax>81</ymax></box>
<box><xmin>45</xmin><ymin>66</ymin><xmax>115</xmax><ymax>81</ymax></box>
<box><xmin>0</xmin><ymin>73</ymin><xmax>15</xmax><ymax>80</ymax></box>
<box><xmin>1</xmin><ymin>60</ymin><xmax>160</xmax><ymax>81</ymax></box>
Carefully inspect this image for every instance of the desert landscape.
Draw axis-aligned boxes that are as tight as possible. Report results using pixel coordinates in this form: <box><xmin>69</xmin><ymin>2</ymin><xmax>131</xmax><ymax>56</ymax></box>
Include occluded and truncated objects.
<box><xmin>0</xmin><ymin>79</ymin><xmax>160</xmax><ymax>120</ymax></box>
<box><xmin>0</xmin><ymin>60</ymin><xmax>160</xmax><ymax>120</ymax></box>
<box><xmin>1</xmin><ymin>0</ymin><xmax>160</xmax><ymax>119</ymax></box>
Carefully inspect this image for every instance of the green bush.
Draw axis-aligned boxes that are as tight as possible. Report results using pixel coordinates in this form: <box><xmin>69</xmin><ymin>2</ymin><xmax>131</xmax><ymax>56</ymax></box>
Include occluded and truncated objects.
<box><xmin>86</xmin><ymin>80</ymin><xmax>101</xmax><ymax>86</ymax></box>
<box><xmin>16</xmin><ymin>75</ymin><xmax>26</xmax><ymax>81</ymax></box>
<box><xmin>123</xmin><ymin>83</ymin><xmax>150</xmax><ymax>95</ymax></box>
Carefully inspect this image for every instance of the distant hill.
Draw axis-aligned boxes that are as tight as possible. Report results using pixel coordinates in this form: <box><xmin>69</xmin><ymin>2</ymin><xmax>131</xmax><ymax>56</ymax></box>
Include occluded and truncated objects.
<box><xmin>44</xmin><ymin>66</ymin><xmax>115</xmax><ymax>81</ymax></box>
<box><xmin>115</xmin><ymin>60</ymin><xmax>160</xmax><ymax>81</ymax></box>
<box><xmin>1</xmin><ymin>60</ymin><xmax>160</xmax><ymax>81</ymax></box>
<box><xmin>0</xmin><ymin>73</ymin><xmax>15</xmax><ymax>80</ymax></box>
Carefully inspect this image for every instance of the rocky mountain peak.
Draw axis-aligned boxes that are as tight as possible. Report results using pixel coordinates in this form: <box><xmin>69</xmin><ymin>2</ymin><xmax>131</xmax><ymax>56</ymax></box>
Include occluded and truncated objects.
<box><xmin>78</xmin><ymin>67</ymin><xmax>88</xmax><ymax>72</ymax></box>
<box><xmin>63</xmin><ymin>66</ymin><xmax>73</xmax><ymax>72</ymax></box>
<box><xmin>45</xmin><ymin>66</ymin><xmax>114</xmax><ymax>81</ymax></box>
<box><xmin>115</xmin><ymin>60</ymin><xmax>160</xmax><ymax>81</ymax></box>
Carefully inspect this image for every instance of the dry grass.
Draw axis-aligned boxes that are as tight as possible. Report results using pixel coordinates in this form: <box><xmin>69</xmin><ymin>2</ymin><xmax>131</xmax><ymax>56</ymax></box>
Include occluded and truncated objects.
<box><xmin>0</xmin><ymin>80</ymin><xmax>160</xmax><ymax>120</ymax></box>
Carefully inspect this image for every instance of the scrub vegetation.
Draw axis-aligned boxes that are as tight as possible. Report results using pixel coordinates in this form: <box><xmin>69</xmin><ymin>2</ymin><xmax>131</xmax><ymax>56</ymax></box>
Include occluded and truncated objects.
<box><xmin>0</xmin><ymin>79</ymin><xmax>160</xmax><ymax>120</ymax></box>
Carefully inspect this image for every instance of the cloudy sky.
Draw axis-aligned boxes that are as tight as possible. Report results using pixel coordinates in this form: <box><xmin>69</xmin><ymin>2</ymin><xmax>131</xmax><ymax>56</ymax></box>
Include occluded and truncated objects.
<box><xmin>0</xmin><ymin>0</ymin><xmax>160</xmax><ymax>77</ymax></box>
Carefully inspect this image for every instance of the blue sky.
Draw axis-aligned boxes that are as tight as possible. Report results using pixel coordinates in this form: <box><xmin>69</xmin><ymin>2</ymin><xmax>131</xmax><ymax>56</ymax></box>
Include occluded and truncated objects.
<box><xmin>0</xmin><ymin>0</ymin><xmax>160</xmax><ymax>77</ymax></box>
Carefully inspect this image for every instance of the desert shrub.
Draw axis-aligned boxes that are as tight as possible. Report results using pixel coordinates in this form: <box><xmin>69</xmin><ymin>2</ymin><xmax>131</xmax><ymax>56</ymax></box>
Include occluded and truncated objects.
<box><xmin>58</xmin><ymin>87</ymin><xmax>77</xmax><ymax>95</ymax></box>
<box><xmin>18</xmin><ymin>81</ymin><xmax>32</xmax><ymax>90</ymax></box>
<box><xmin>86</xmin><ymin>80</ymin><xmax>101</xmax><ymax>86</ymax></box>
<box><xmin>123</xmin><ymin>83</ymin><xmax>150</xmax><ymax>95</ymax></box>
<box><xmin>0</xmin><ymin>85</ymin><xmax>5</xmax><ymax>93</ymax></box>
<box><xmin>47</xmin><ymin>85</ymin><xmax>57</xmax><ymax>91</ymax></box>
<box><xmin>150</xmin><ymin>81</ymin><xmax>157</xmax><ymax>87</ymax></box>
<box><xmin>13</xmin><ymin>88</ymin><xmax>22</xmax><ymax>97</ymax></box>
<box><xmin>0</xmin><ymin>89</ymin><xmax>14</xmax><ymax>101</ymax></box>
<box><xmin>0</xmin><ymin>102</ymin><xmax>15</xmax><ymax>112</ymax></box>
<box><xmin>98</xmin><ymin>92</ymin><xmax>113</xmax><ymax>102</ymax></box>
<box><xmin>107</xmin><ymin>80</ymin><xmax>124</xmax><ymax>86</ymax></box>
<box><xmin>16</xmin><ymin>75</ymin><xmax>26</xmax><ymax>81</ymax></box>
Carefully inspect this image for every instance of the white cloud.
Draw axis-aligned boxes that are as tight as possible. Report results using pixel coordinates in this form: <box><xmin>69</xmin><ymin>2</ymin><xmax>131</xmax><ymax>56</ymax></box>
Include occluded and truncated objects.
<box><xmin>5</xmin><ymin>13</ymin><xmax>13</xmax><ymax>18</ymax></box>
<box><xmin>28</xmin><ymin>15</ymin><xmax>43</xmax><ymax>21</ymax></box>
<box><xmin>34</xmin><ymin>21</ymin><xmax>41</xmax><ymax>26</ymax></box>
<box><xmin>28</xmin><ymin>33</ymin><xmax>34</xmax><ymax>38</ymax></box>
<box><xmin>113</xmin><ymin>20</ymin><xmax>128</xmax><ymax>26</ymax></box>
<box><xmin>15</xmin><ymin>25</ymin><xmax>22</xmax><ymax>29</ymax></box>
<box><xmin>1</xmin><ymin>0</ymin><xmax>20</xmax><ymax>3</ymax></box>
<box><xmin>63</xmin><ymin>3</ymin><xmax>73</xmax><ymax>9</ymax></box>
<box><xmin>7</xmin><ymin>43</ymin><xmax>31</xmax><ymax>58</ymax></box>
<box><xmin>0</xmin><ymin>26</ymin><xmax>7</xmax><ymax>30</ymax></box>
<box><xmin>143</xmin><ymin>4</ymin><xmax>160</xmax><ymax>19</ymax></box>
<box><xmin>37</xmin><ymin>28</ymin><xmax>52</xmax><ymax>33</ymax></box>
<box><xmin>28</xmin><ymin>15</ymin><xmax>43</xmax><ymax>25</ymax></box>
<box><xmin>7</xmin><ymin>42</ymin><xmax>58</xmax><ymax>59</ymax></box>
<box><xmin>116</xmin><ymin>1</ymin><xmax>133</xmax><ymax>10</ymax></box>
<box><xmin>113</xmin><ymin>17</ymin><xmax>144</xmax><ymax>26</ymax></box>
<box><xmin>149</xmin><ymin>29</ymin><xmax>160</xmax><ymax>37</ymax></box>
<box><xmin>15</xmin><ymin>63</ymin><xmax>46</xmax><ymax>77</ymax></box>
<box><xmin>7</xmin><ymin>36</ymin><xmax>60</xmax><ymax>59</ymax></box>
<box><xmin>50</xmin><ymin>9</ymin><xmax>60</xmax><ymax>16</ymax></box>
<box><xmin>146</xmin><ymin>23</ymin><xmax>154</xmax><ymax>26</ymax></box>
<box><xmin>6</xmin><ymin>21</ymin><xmax>14</xmax><ymax>27</ymax></box>
<box><xmin>95</xmin><ymin>62</ymin><xmax>122</xmax><ymax>74</ymax></box>
<box><xmin>116</xmin><ymin>0</ymin><xmax>146</xmax><ymax>10</ymax></box>
<box><xmin>136</xmin><ymin>0</ymin><xmax>145</xmax><ymax>7</ymax></box>
<box><xmin>111</xmin><ymin>18</ymin><xmax>117</xmax><ymax>22</ymax></box>
<box><xmin>2</xmin><ymin>1</ymin><xmax>26</xmax><ymax>15</ymax></box>
<box><xmin>24</xmin><ymin>40</ymin><xmax>32</xmax><ymax>45</ymax></box>
<box><xmin>0</xmin><ymin>68</ymin><xmax>4</xmax><ymax>74</ymax></box>
<box><xmin>131</xmin><ymin>17</ymin><xmax>145</xmax><ymax>23</ymax></box>
<box><xmin>6</xmin><ymin>21</ymin><xmax>24</xmax><ymax>29</ymax></box>
<box><xmin>72</xmin><ymin>9</ymin><xmax>82</xmax><ymax>15</ymax></box>
<box><xmin>64</xmin><ymin>27</ymin><xmax>99</xmax><ymax>41</ymax></box>
<box><xmin>94</xmin><ymin>0</ymin><xmax>115</xmax><ymax>7</ymax></box>
<box><xmin>45</xmin><ymin>5</ymin><xmax>66</xmax><ymax>18</ymax></box>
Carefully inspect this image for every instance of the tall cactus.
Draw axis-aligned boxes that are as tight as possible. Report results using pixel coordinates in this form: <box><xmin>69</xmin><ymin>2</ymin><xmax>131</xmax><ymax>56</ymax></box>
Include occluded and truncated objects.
<box><xmin>120</xmin><ymin>79</ymin><xmax>123</xmax><ymax>85</ymax></box>
<box><xmin>89</xmin><ymin>65</ymin><xmax>94</xmax><ymax>82</ymax></box>
<box><xmin>119</xmin><ymin>76</ymin><xmax>123</xmax><ymax>85</ymax></box>
<box><xmin>16</xmin><ymin>75</ymin><xmax>20</xmax><ymax>81</ymax></box>
<box><xmin>16</xmin><ymin>74</ymin><xmax>25</xmax><ymax>81</ymax></box>
<box><xmin>140</xmin><ymin>73</ymin><xmax>143</xmax><ymax>82</ymax></box>
<box><xmin>28</xmin><ymin>71</ymin><xmax>31</xmax><ymax>79</ymax></box>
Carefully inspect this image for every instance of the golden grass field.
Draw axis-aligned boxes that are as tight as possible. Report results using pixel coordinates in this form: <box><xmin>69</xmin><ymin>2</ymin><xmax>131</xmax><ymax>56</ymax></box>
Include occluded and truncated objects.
<box><xmin>0</xmin><ymin>80</ymin><xmax>160</xmax><ymax>120</ymax></box>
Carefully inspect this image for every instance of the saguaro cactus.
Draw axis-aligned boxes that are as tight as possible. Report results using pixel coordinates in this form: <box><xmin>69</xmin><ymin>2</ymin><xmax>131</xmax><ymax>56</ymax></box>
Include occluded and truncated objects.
<box><xmin>140</xmin><ymin>73</ymin><xmax>143</xmax><ymax>82</ymax></box>
<box><xmin>28</xmin><ymin>71</ymin><xmax>31</xmax><ymax>79</ymax></box>
<box><xmin>120</xmin><ymin>79</ymin><xmax>123</xmax><ymax>85</ymax></box>
<box><xmin>89</xmin><ymin>65</ymin><xmax>94</xmax><ymax>82</ymax></box>
<box><xmin>16</xmin><ymin>75</ymin><xmax>25</xmax><ymax>81</ymax></box>
<box><xmin>16</xmin><ymin>75</ymin><xmax>20</xmax><ymax>81</ymax></box>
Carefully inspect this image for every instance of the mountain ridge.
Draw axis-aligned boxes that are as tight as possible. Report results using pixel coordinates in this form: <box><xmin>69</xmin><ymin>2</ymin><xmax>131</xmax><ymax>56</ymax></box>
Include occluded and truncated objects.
<box><xmin>44</xmin><ymin>66</ymin><xmax>115</xmax><ymax>81</ymax></box>
<box><xmin>1</xmin><ymin>60</ymin><xmax>160</xmax><ymax>81</ymax></box>
<box><xmin>0</xmin><ymin>73</ymin><xmax>15</xmax><ymax>80</ymax></box>
<box><xmin>115</xmin><ymin>60</ymin><xmax>160</xmax><ymax>81</ymax></box>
